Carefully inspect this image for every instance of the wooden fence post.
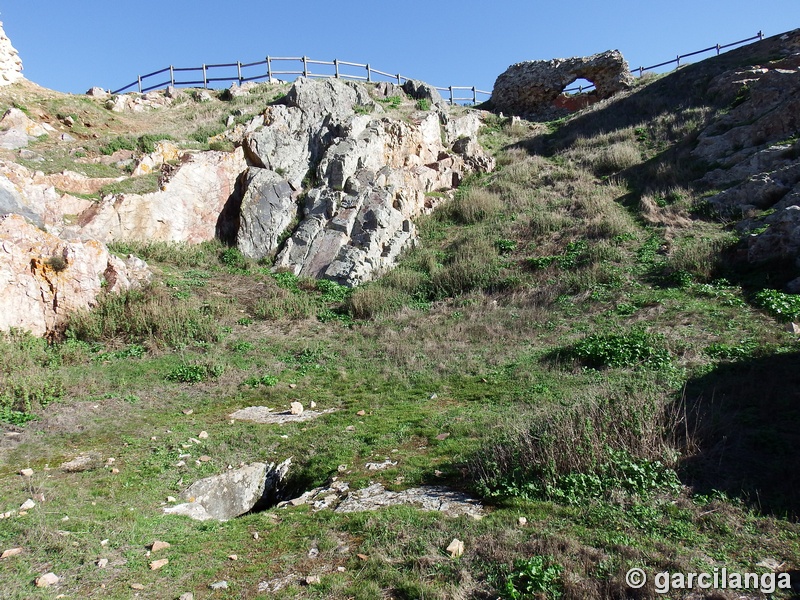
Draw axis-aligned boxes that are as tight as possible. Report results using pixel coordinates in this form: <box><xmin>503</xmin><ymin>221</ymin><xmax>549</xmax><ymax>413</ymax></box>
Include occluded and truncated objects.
<box><xmin>267</xmin><ymin>56</ymin><xmax>272</xmax><ymax>82</ymax></box>
<box><xmin>169</xmin><ymin>66</ymin><xmax>174</xmax><ymax>86</ymax></box>
<box><xmin>302</xmin><ymin>56</ymin><xmax>308</xmax><ymax>77</ymax></box>
<box><xmin>675</xmin><ymin>55</ymin><xmax>680</xmax><ymax>68</ymax></box>
<box><xmin>334</xmin><ymin>59</ymin><xmax>339</xmax><ymax>78</ymax></box>
<box><xmin>366</xmin><ymin>64</ymin><xmax>371</xmax><ymax>82</ymax></box>
<box><xmin>449</xmin><ymin>86</ymin><xmax>454</xmax><ymax>105</ymax></box>
<box><xmin>202</xmin><ymin>64</ymin><xmax>207</xmax><ymax>88</ymax></box>
<box><xmin>237</xmin><ymin>62</ymin><xmax>242</xmax><ymax>85</ymax></box>
<box><xmin>472</xmin><ymin>87</ymin><xmax>477</xmax><ymax>105</ymax></box>
<box><xmin>758</xmin><ymin>30</ymin><xmax>763</xmax><ymax>40</ymax></box>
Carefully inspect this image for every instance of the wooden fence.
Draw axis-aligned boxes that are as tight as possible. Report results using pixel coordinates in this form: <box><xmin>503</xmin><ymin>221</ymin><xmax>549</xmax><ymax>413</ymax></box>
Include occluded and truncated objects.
<box><xmin>110</xmin><ymin>56</ymin><xmax>491</xmax><ymax>105</ymax></box>
<box><xmin>563</xmin><ymin>31</ymin><xmax>764</xmax><ymax>94</ymax></box>
<box><xmin>110</xmin><ymin>31</ymin><xmax>765</xmax><ymax>103</ymax></box>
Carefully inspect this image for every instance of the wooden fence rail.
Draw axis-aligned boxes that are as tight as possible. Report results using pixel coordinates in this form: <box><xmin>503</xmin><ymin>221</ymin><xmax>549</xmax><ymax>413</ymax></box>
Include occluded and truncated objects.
<box><xmin>111</xmin><ymin>31</ymin><xmax>764</xmax><ymax>103</ymax></box>
<box><xmin>111</xmin><ymin>55</ymin><xmax>492</xmax><ymax>104</ymax></box>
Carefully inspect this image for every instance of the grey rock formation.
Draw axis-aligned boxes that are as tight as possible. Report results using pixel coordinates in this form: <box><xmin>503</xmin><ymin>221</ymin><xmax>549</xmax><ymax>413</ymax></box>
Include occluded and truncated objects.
<box><xmin>492</xmin><ymin>50</ymin><xmax>635</xmax><ymax>117</ymax></box>
<box><xmin>402</xmin><ymin>79</ymin><xmax>445</xmax><ymax>108</ymax></box>
<box><xmin>693</xmin><ymin>52</ymin><xmax>800</xmax><ymax>272</ymax></box>
<box><xmin>165</xmin><ymin>459</ymin><xmax>291</xmax><ymax>521</ymax></box>
<box><xmin>237</xmin><ymin>169</ymin><xmax>298</xmax><ymax>260</ymax></box>
<box><xmin>238</xmin><ymin>78</ymin><xmax>495</xmax><ymax>286</ymax></box>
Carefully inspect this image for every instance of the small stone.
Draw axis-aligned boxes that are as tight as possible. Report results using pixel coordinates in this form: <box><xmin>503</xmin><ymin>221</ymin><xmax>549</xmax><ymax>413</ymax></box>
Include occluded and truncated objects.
<box><xmin>111</xmin><ymin>468</ymin><xmax>120</xmax><ymax>474</ymax></box>
<box><xmin>446</xmin><ymin>538</ymin><xmax>464</xmax><ymax>558</ymax></box>
<box><xmin>518</xmin><ymin>517</ymin><xmax>528</xmax><ymax>526</ymax></box>
<box><xmin>61</xmin><ymin>515</ymin><xmax>69</xmax><ymax>521</ymax></box>
<box><xmin>167</xmin><ymin>496</ymin><xmax>177</xmax><ymax>503</ymax></box>
<box><xmin>179</xmin><ymin>594</ymin><xmax>194</xmax><ymax>600</ymax></box>
<box><xmin>175</xmin><ymin>461</ymin><xmax>186</xmax><ymax>467</ymax></box>
<box><xmin>309</xmin><ymin>401</ymin><xmax>317</xmax><ymax>408</ymax></box>
<box><xmin>199</xmin><ymin>455</ymin><xmax>212</xmax><ymax>462</ymax></box>
<box><xmin>130</xmin><ymin>583</ymin><xmax>145</xmax><ymax>590</ymax></box>
<box><xmin>151</xmin><ymin>541</ymin><xmax>171</xmax><ymax>552</ymax></box>
<box><xmin>228</xmin><ymin>554</ymin><xmax>238</xmax><ymax>561</ymax></box>
<box><xmin>337</xmin><ymin>566</ymin><xmax>346</xmax><ymax>572</ymax></box>
<box><xmin>345</xmin><ymin>425</ymin><xmax>355</xmax><ymax>432</ymax></box>
<box><xmin>149</xmin><ymin>558</ymin><xmax>169</xmax><ymax>570</ymax></box>
<box><xmin>356</xmin><ymin>410</ymin><xmax>366</xmax><ymax>416</ymax></box>
<box><xmin>435</xmin><ymin>433</ymin><xmax>450</xmax><ymax>441</ymax></box>
<box><xmin>198</xmin><ymin>431</ymin><xmax>209</xmax><ymax>439</ymax></box>
<box><xmin>106</xmin><ymin>458</ymin><xmax>115</xmax><ymax>465</ymax></box>
<box><xmin>209</xmin><ymin>580</ymin><xmax>228</xmax><ymax>590</ymax></box>
<box><xmin>289</xmin><ymin>384</ymin><xmax>297</xmax><ymax>389</ymax></box>
<box><xmin>100</xmin><ymin>539</ymin><xmax>109</xmax><ymax>546</ymax></box>
<box><xmin>1</xmin><ymin>547</ymin><xmax>22</xmax><ymax>559</ymax></box>
<box><xmin>36</xmin><ymin>573</ymin><xmax>59</xmax><ymax>587</ymax></box>
<box><xmin>429</xmin><ymin>393</ymin><xmax>438</xmax><ymax>400</ymax></box>
<box><xmin>305</xmin><ymin>575</ymin><xmax>321</xmax><ymax>585</ymax></box>
<box><xmin>182</xmin><ymin>409</ymin><xmax>194</xmax><ymax>415</ymax></box>
<box><xmin>289</xmin><ymin>497</ymin><xmax>306</xmax><ymax>506</ymax></box>
<box><xmin>97</xmin><ymin>558</ymin><xmax>108</xmax><ymax>568</ymax></box>
<box><xmin>357</xmin><ymin>553</ymin><xmax>368</xmax><ymax>561</ymax></box>
<box><xmin>253</xmin><ymin>532</ymin><xmax>259</xmax><ymax>540</ymax></box>
<box><xmin>19</xmin><ymin>468</ymin><xmax>33</xmax><ymax>477</ymax></box>
<box><xmin>290</xmin><ymin>402</ymin><xmax>304</xmax><ymax>415</ymax></box>
<box><xmin>308</xmin><ymin>547</ymin><xmax>319</xmax><ymax>559</ymax></box>
<box><xmin>337</xmin><ymin>464</ymin><xmax>348</xmax><ymax>472</ymax></box>
<box><xmin>19</xmin><ymin>499</ymin><xmax>35</xmax><ymax>511</ymax></box>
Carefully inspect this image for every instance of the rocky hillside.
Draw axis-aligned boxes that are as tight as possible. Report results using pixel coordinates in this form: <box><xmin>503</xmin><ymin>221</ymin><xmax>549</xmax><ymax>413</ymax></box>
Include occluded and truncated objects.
<box><xmin>1</xmin><ymin>24</ymin><xmax>800</xmax><ymax>600</ymax></box>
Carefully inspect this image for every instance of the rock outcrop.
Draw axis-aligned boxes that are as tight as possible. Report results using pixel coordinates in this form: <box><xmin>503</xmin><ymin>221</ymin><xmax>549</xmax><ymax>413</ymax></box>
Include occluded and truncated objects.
<box><xmin>75</xmin><ymin>148</ymin><xmax>247</xmax><ymax>244</ymax></box>
<box><xmin>238</xmin><ymin>78</ymin><xmax>494</xmax><ymax>285</ymax></box>
<box><xmin>0</xmin><ymin>22</ymin><xmax>23</xmax><ymax>87</ymax></box>
<box><xmin>492</xmin><ymin>50</ymin><xmax>634</xmax><ymax>118</ymax></box>
<box><xmin>0</xmin><ymin>214</ymin><xmax>150</xmax><ymax>336</ymax></box>
<box><xmin>692</xmin><ymin>49</ymin><xmax>800</xmax><ymax>274</ymax></box>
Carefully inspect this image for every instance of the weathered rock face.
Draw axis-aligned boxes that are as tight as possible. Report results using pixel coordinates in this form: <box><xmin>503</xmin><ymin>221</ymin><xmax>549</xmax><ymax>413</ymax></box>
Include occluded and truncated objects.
<box><xmin>164</xmin><ymin>459</ymin><xmax>291</xmax><ymax>521</ymax></box>
<box><xmin>0</xmin><ymin>108</ymin><xmax>56</xmax><ymax>150</ymax></box>
<box><xmin>0</xmin><ymin>214</ymin><xmax>150</xmax><ymax>336</ymax></box>
<box><xmin>75</xmin><ymin>148</ymin><xmax>247</xmax><ymax>244</ymax></box>
<box><xmin>239</xmin><ymin>78</ymin><xmax>495</xmax><ymax>285</ymax></box>
<box><xmin>492</xmin><ymin>50</ymin><xmax>634</xmax><ymax>117</ymax></box>
<box><xmin>692</xmin><ymin>50</ymin><xmax>800</xmax><ymax>271</ymax></box>
<box><xmin>0</xmin><ymin>22</ymin><xmax>23</xmax><ymax>87</ymax></box>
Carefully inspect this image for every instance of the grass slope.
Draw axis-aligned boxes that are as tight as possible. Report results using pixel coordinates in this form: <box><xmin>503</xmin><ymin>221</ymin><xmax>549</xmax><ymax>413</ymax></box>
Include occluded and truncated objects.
<box><xmin>1</xmin><ymin>42</ymin><xmax>800</xmax><ymax>599</ymax></box>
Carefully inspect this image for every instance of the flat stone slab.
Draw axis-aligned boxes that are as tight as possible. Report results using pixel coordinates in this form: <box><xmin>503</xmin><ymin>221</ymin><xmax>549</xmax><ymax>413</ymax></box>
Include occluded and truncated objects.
<box><xmin>230</xmin><ymin>406</ymin><xmax>337</xmax><ymax>424</ymax></box>
<box><xmin>286</xmin><ymin>482</ymin><xmax>484</xmax><ymax>519</ymax></box>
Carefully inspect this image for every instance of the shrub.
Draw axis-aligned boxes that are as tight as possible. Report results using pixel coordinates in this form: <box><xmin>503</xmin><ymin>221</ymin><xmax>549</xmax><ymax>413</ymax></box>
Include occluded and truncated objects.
<box><xmin>100</xmin><ymin>135</ymin><xmax>136</xmax><ymax>155</ymax></box>
<box><xmin>415</xmin><ymin>98</ymin><xmax>431</xmax><ymax>111</ymax></box>
<box><xmin>502</xmin><ymin>556</ymin><xmax>563</xmax><ymax>600</ymax></box>
<box><xmin>430</xmin><ymin>235</ymin><xmax>500</xmax><ymax>298</ymax></box>
<box><xmin>448</xmin><ymin>187</ymin><xmax>503</xmax><ymax>224</ymax></box>
<box><xmin>166</xmin><ymin>362</ymin><xmax>224</xmax><ymax>384</ymax></box>
<box><xmin>469</xmin><ymin>393</ymin><xmax>681</xmax><ymax>503</ymax></box>
<box><xmin>567</xmin><ymin>330</ymin><xmax>671</xmax><ymax>369</ymax></box>
<box><xmin>347</xmin><ymin>285</ymin><xmax>405</xmax><ymax>320</ymax></box>
<box><xmin>753</xmin><ymin>289</ymin><xmax>800</xmax><ymax>322</ymax></box>
<box><xmin>65</xmin><ymin>285</ymin><xmax>221</xmax><ymax>347</ymax></box>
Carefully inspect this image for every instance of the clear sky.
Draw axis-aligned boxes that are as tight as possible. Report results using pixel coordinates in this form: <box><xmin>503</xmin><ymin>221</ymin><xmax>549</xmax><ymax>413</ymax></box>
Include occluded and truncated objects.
<box><xmin>1</xmin><ymin>1</ymin><xmax>795</xmax><ymax>96</ymax></box>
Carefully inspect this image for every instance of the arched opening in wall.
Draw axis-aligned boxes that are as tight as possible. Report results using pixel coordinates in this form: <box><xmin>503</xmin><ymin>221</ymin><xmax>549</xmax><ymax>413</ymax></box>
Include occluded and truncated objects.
<box><xmin>554</xmin><ymin>78</ymin><xmax>597</xmax><ymax>112</ymax></box>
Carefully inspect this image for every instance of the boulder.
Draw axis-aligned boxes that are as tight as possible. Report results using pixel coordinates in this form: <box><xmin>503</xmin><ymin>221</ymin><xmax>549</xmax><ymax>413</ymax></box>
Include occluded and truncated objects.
<box><xmin>165</xmin><ymin>459</ymin><xmax>291</xmax><ymax>521</ymax></box>
<box><xmin>402</xmin><ymin>79</ymin><xmax>445</xmax><ymax>108</ymax></box>
<box><xmin>492</xmin><ymin>50</ymin><xmax>635</xmax><ymax>117</ymax></box>
<box><xmin>0</xmin><ymin>108</ymin><xmax>54</xmax><ymax>149</ymax></box>
<box><xmin>0</xmin><ymin>214</ymin><xmax>151</xmax><ymax>336</ymax></box>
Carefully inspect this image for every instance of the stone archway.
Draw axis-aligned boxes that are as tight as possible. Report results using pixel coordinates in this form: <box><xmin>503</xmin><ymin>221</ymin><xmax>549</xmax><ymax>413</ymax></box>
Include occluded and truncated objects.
<box><xmin>492</xmin><ymin>50</ymin><xmax>634</xmax><ymax>118</ymax></box>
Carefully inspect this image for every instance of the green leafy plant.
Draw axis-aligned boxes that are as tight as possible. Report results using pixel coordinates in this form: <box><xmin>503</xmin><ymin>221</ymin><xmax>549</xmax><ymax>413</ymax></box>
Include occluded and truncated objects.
<box><xmin>416</xmin><ymin>98</ymin><xmax>431</xmax><ymax>111</ymax></box>
<box><xmin>502</xmin><ymin>556</ymin><xmax>563</xmax><ymax>600</ymax></box>
<box><xmin>495</xmin><ymin>238</ymin><xmax>518</xmax><ymax>255</ymax></box>
<box><xmin>567</xmin><ymin>330</ymin><xmax>670</xmax><ymax>369</ymax></box>
<box><xmin>753</xmin><ymin>289</ymin><xmax>800</xmax><ymax>322</ymax></box>
<box><xmin>166</xmin><ymin>363</ymin><xmax>224</xmax><ymax>384</ymax></box>
<box><xmin>242</xmin><ymin>374</ymin><xmax>278</xmax><ymax>387</ymax></box>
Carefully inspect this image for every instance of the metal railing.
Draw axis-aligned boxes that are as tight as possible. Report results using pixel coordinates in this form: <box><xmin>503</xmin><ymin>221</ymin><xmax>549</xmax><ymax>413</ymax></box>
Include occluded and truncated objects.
<box><xmin>111</xmin><ymin>56</ymin><xmax>491</xmax><ymax>105</ymax></box>
<box><xmin>563</xmin><ymin>31</ymin><xmax>764</xmax><ymax>94</ymax></box>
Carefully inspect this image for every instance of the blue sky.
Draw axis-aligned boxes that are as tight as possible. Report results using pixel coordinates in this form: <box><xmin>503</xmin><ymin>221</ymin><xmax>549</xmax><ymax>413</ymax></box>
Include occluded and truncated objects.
<box><xmin>1</xmin><ymin>2</ymin><xmax>795</xmax><ymax>95</ymax></box>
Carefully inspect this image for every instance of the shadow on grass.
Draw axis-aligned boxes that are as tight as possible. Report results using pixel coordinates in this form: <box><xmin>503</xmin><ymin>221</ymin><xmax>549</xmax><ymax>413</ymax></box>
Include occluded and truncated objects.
<box><xmin>678</xmin><ymin>351</ymin><xmax>800</xmax><ymax>519</ymax></box>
